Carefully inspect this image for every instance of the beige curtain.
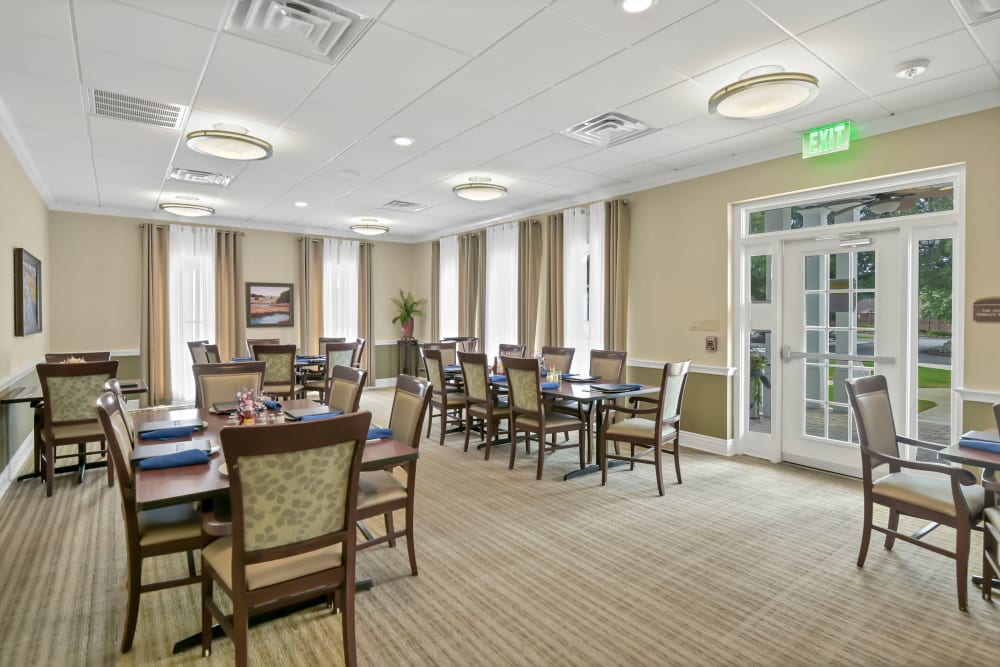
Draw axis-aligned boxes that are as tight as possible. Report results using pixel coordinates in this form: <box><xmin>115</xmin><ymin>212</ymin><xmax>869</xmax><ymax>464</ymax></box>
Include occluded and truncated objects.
<box><xmin>517</xmin><ymin>219</ymin><xmax>542</xmax><ymax>354</ymax></box>
<box><xmin>139</xmin><ymin>224</ymin><xmax>170</xmax><ymax>405</ymax></box>
<box><xmin>604</xmin><ymin>199</ymin><xmax>630</xmax><ymax>351</ymax></box>
<box><xmin>430</xmin><ymin>241</ymin><xmax>440</xmax><ymax>343</ymax></box>
<box><xmin>458</xmin><ymin>231</ymin><xmax>485</xmax><ymax>342</ymax></box>
<box><xmin>214</xmin><ymin>230</ymin><xmax>244</xmax><ymax>362</ymax></box>
<box><xmin>297</xmin><ymin>237</ymin><xmax>324</xmax><ymax>354</ymax></box>
<box><xmin>534</xmin><ymin>213</ymin><xmax>564</xmax><ymax>349</ymax></box>
<box><xmin>359</xmin><ymin>242</ymin><xmax>374</xmax><ymax>385</ymax></box>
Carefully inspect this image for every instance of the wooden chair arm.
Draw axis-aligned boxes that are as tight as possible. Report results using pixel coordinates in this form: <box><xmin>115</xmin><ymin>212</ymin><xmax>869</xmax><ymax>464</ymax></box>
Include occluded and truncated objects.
<box><xmin>604</xmin><ymin>404</ymin><xmax>657</xmax><ymax>418</ymax></box>
<box><xmin>629</xmin><ymin>396</ymin><xmax>658</xmax><ymax>406</ymax></box>
<box><xmin>871</xmin><ymin>451</ymin><xmax>977</xmax><ymax>485</ymax></box>
<box><xmin>897</xmin><ymin>435</ymin><xmax>944</xmax><ymax>451</ymax></box>
<box><xmin>983</xmin><ymin>468</ymin><xmax>1000</xmax><ymax>494</ymax></box>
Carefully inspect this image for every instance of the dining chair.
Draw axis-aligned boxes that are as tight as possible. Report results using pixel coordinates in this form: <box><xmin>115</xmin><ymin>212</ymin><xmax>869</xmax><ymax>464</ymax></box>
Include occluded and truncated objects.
<box><xmin>318</xmin><ymin>336</ymin><xmax>347</xmax><ymax>353</ymax></box>
<box><xmin>245</xmin><ymin>338</ymin><xmax>279</xmax><ymax>357</ymax></box>
<box><xmin>357</xmin><ymin>375</ymin><xmax>433</xmax><ymax>575</ymax></box>
<box><xmin>304</xmin><ymin>342</ymin><xmax>358</xmax><ymax>403</ymax></box>
<box><xmin>103</xmin><ymin>378</ymin><xmax>136</xmax><ymax>447</ymax></box>
<box><xmin>554</xmin><ymin>349</ymin><xmax>628</xmax><ymax>462</ymax></box>
<box><xmin>423</xmin><ymin>348</ymin><xmax>466</xmax><ymax>445</ymax></box>
<box><xmin>353</xmin><ymin>337</ymin><xmax>367</xmax><ymax>368</ymax></box>
<box><xmin>983</xmin><ymin>466</ymin><xmax>1000</xmax><ymax>602</ymax></box>
<box><xmin>203</xmin><ymin>344</ymin><xmax>221</xmax><ymax>363</ymax></box>
<box><xmin>36</xmin><ymin>360</ymin><xmax>119</xmax><ymax>497</ymax></box>
<box><xmin>251</xmin><ymin>344</ymin><xmax>303</xmax><ymax>400</ymax></box>
<box><xmin>601</xmin><ymin>360</ymin><xmax>690</xmax><ymax>496</ymax></box>
<box><xmin>845</xmin><ymin>375</ymin><xmax>985</xmax><ymax>611</ymax></box>
<box><xmin>498</xmin><ymin>343</ymin><xmax>527</xmax><ymax>358</ymax></box>
<box><xmin>201</xmin><ymin>411</ymin><xmax>371</xmax><ymax>667</ymax></box>
<box><xmin>44</xmin><ymin>351</ymin><xmax>112</xmax><ymax>362</ymax></box>
<box><xmin>540</xmin><ymin>346</ymin><xmax>575</xmax><ymax>374</ymax></box>
<box><xmin>187</xmin><ymin>340</ymin><xmax>210</xmax><ymax>364</ymax></box>
<box><xmin>424</xmin><ymin>341</ymin><xmax>457</xmax><ymax>368</ymax></box>
<box><xmin>95</xmin><ymin>391</ymin><xmax>201</xmax><ymax>653</ymax></box>
<box><xmin>503</xmin><ymin>355</ymin><xmax>585</xmax><ymax>479</ymax></box>
<box><xmin>326</xmin><ymin>365</ymin><xmax>368</xmax><ymax>415</ymax></box>
<box><xmin>458</xmin><ymin>351</ymin><xmax>510</xmax><ymax>459</ymax></box>
<box><xmin>192</xmin><ymin>362</ymin><xmax>267</xmax><ymax>410</ymax></box>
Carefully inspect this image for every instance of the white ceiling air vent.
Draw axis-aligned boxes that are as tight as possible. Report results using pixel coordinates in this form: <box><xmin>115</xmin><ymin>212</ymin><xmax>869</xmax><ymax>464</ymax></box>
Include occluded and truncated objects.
<box><xmin>381</xmin><ymin>200</ymin><xmax>430</xmax><ymax>212</ymax></box>
<box><xmin>227</xmin><ymin>0</ymin><xmax>373</xmax><ymax>64</ymax></box>
<box><xmin>561</xmin><ymin>111</ymin><xmax>659</xmax><ymax>147</ymax></box>
<box><xmin>168</xmin><ymin>168</ymin><xmax>234</xmax><ymax>187</ymax></box>
<box><xmin>90</xmin><ymin>89</ymin><xmax>186</xmax><ymax>129</ymax></box>
<box><xmin>954</xmin><ymin>0</ymin><xmax>1000</xmax><ymax>24</ymax></box>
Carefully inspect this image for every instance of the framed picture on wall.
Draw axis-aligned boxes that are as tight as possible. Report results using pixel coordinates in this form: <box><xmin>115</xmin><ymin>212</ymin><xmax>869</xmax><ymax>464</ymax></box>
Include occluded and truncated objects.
<box><xmin>245</xmin><ymin>282</ymin><xmax>294</xmax><ymax>327</ymax></box>
<box><xmin>14</xmin><ymin>247</ymin><xmax>42</xmax><ymax>336</ymax></box>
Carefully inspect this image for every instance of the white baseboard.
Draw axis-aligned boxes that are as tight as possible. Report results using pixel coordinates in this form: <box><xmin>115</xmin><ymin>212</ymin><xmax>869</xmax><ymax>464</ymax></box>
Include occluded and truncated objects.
<box><xmin>375</xmin><ymin>377</ymin><xmax>397</xmax><ymax>388</ymax></box>
<box><xmin>679</xmin><ymin>430</ymin><xmax>734</xmax><ymax>456</ymax></box>
<box><xmin>0</xmin><ymin>432</ymin><xmax>34</xmax><ymax>500</ymax></box>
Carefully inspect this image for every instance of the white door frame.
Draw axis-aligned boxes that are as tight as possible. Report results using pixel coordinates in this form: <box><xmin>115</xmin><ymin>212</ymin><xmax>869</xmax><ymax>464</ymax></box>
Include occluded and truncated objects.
<box><xmin>732</xmin><ymin>165</ymin><xmax>965</xmax><ymax>468</ymax></box>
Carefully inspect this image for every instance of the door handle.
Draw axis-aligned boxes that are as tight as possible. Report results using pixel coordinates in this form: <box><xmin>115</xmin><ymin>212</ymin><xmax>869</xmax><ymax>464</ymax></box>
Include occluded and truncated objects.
<box><xmin>780</xmin><ymin>345</ymin><xmax>894</xmax><ymax>364</ymax></box>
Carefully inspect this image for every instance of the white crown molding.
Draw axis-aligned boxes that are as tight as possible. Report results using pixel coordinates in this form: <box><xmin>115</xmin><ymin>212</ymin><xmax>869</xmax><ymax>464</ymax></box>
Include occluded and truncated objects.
<box><xmin>628</xmin><ymin>358</ymin><xmax>735</xmax><ymax>376</ymax></box>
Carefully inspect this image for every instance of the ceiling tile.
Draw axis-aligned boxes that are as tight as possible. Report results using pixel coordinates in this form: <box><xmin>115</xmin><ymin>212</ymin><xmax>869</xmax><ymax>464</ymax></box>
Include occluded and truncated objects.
<box><xmin>605</xmin><ymin>127</ymin><xmax>704</xmax><ymax>161</ymax></box>
<box><xmin>0</xmin><ymin>27</ymin><xmax>78</xmax><ymax>82</ymax></box>
<box><xmin>375</xmin><ymin>94</ymin><xmax>493</xmax><ymax>155</ymax></box>
<box><xmin>94</xmin><ymin>156</ymin><xmax>168</xmax><ymax>208</ymax></box>
<box><xmin>562</xmin><ymin>149</ymin><xmax>665</xmax><ymax>181</ymax></box>
<box><xmin>480</xmin><ymin>134</ymin><xmax>600</xmax><ymax>174</ymax></box>
<box><xmin>749</xmin><ymin>0</ymin><xmax>881</xmax><ymax>34</ymax></box>
<box><xmin>619</xmin><ymin>80</ymin><xmax>713</xmax><ymax>129</ymax></box>
<box><xmin>0</xmin><ymin>0</ymin><xmax>74</xmax><ymax>41</ymax></box>
<box><xmin>873</xmin><ymin>65</ymin><xmax>1000</xmax><ymax>112</ymax></box>
<box><xmin>196</xmin><ymin>34</ymin><xmax>332</xmax><ymax>126</ymax></box>
<box><xmin>972</xmin><ymin>18</ymin><xmax>1000</xmax><ymax>62</ymax></box>
<box><xmin>417</xmin><ymin>114</ymin><xmax>552</xmax><ymax>173</ymax></box>
<box><xmin>380</xmin><ymin>0</ymin><xmax>545</xmax><ymax>56</ymax></box>
<box><xmin>549</xmin><ymin>0</ymin><xmax>715</xmax><ymax>48</ymax></box>
<box><xmin>0</xmin><ymin>81</ymin><xmax>88</xmax><ymax>138</ymax></box>
<box><xmin>778</xmin><ymin>98</ymin><xmax>890</xmax><ymax>134</ymax></box>
<box><xmin>111</xmin><ymin>0</ymin><xmax>231</xmax><ymax>30</ymax></box>
<box><xmin>79</xmin><ymin>47</ymin><xmax>201</xmax><ymax>105</ymax></box>
<box><xmin>36</xmin><ymin>163</ymin><xmax>98</xmax><ymax>205</ymax></box>
<box><xmin>89</xmin><ymin>115</ymin><xmax>179</xmax><ymax>166</ymax></box>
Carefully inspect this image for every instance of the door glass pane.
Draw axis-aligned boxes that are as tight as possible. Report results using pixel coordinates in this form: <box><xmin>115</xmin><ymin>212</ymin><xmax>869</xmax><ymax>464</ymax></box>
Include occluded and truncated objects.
<box><xmin>805</xmin><ymin>402</ymin><xmax>826</xmax><ymax>438</ymax></box>
<box><xmin>805</xmin><ymin>294</ymin><xmax>823</xmax><ymax>326</ymax></box>
<box><xmin>916</xmin><ymin>238</ymin><xmax>953</xmax><ymax>448</ymax></box>
<box><xmin>804</xmin><ymin>255</ymin><xmax>821</xmax><ymax>290</ymax></box>
<box><xmin>750</xmin><ymin>255</ymin><xmax>771</xmax><ymax>302</ymax></box>
<box><xmin>856</xmin><ymin>251</ymin><xmax>875</xmax><ymax>289</ymax></box>
<box><xmin>748</xmin><ymin>331</ymin><xmax>771</xmax><ymax>434</ymax></box>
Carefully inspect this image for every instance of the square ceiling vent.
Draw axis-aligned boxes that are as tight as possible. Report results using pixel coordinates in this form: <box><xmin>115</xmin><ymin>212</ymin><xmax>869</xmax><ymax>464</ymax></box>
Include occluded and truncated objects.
<box><xmin>562</xmin><ymin>111</ymin><xmax>659</xmax><ymax>148</ymax></box>
<box><xmin>381</xmin><ymin>200</ymin><xmax>430</xmax><ymax>213</ymax></box>
<box><xmin>227</xmin><ymin>0</ymin><xmax>372</xmax><ymax>64</ymax></box>
<box><xmin>954</xmin><ymin>0</ymin><xmax>1000</xmax><ymax>24</ymax></box>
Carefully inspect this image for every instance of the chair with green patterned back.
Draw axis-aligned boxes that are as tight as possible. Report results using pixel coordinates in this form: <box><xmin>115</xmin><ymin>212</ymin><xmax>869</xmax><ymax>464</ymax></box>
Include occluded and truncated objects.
<box><xmin>422</xmin><ymin>348</ymin><xmax>466</xmax><ymax>445</ymax></box>
<box><xmin>458</xmin><ymin>351</ymin><xmax>509</xmax><ymax>459</ymax></box>
<box><xmin>304</xmin><ymin>342</ymin><xmax>359</xmax><ymax>403</ymax></box>
<box><xmin>201</xmin><ymin>411</ymin><xmax>371</xmax><ymax>666</ymax></box>
<box><xmin>192</xmin><ymin>362</ymin><xmax>267</xmax><ymax>410</ymax></box>
<box><xmin>502</xmin><ymin>354</ymin><xmax>585</xmax><ymax>480</ymax></box>
<box><xmin>601</xmin><ymin>360</ymin><xmax>690</xmax><ymax>496</ymax></box>
<box><xmin>540</xmin><ymin>346</ymin><xmax>574</xmax><ymax>374</ymax></box>
<box><xmin>251</xmin><ymin>344</ymin><xmax>302</xmax><ymax>400</ymax></box>
<box><xmin>36</xmin><ymin>359</ymin><xmax>119</xmax><ymax>497</ymax></box>
<box><xmin>95</xmin><ymin>391</ymin><xmax>201</xmax><ymax>653</ymax></box>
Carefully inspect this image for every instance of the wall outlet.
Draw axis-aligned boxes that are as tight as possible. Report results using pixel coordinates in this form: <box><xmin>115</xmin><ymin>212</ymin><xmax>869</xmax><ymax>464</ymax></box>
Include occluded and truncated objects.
<box><xmin>705</xmin><ymin>336</ymin><xmax>718</xmax><ymax>352</ymax></box>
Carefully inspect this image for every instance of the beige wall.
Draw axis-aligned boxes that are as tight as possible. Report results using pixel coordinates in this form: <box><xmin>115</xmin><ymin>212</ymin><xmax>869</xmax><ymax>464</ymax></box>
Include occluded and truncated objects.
<box><xmin>243</xmin><ymin>229</ymin><xmax>301</xmax><ymax>345</ymax></box>
<box><xmin>626</xmin><ymin>108</ymin><xmax>1000</xmax><ymax>390</ymax></box>
<box><xmin>371</xmin><ymin>240</ymin><xmax>425</xmax><ymax>342</ymax></box>
<box><xmin>48</xmin><ymin>212</ymin><xmax>142</xmax><ymax>352</ymax></box>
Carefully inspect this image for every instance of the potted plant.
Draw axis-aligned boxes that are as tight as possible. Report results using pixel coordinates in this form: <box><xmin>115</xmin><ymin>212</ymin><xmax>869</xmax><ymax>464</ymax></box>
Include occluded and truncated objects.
<box><xmin>749</xmin><ymin>346</ymin><xmax>771</xmax><ymax>419</ymax></box>
<box><xmin>391</xmin><ymin>290</ymin><xmax>425</xmax><ymax>339</ymax></box>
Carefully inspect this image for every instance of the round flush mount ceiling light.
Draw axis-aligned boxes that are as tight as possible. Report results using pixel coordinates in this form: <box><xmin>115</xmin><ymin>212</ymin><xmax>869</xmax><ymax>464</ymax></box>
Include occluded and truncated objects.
<box><xmin>895</xmin><ymin>59</ymin><xmax>929</xmax><ymax>79</ymax></box>
<box><xmin>350</xmin><ymin>219</ymin><xmax>389</xmax><ymax>236</ymax></box>
<box><xmin>708</xmin><ymin>67</ymin><xmax>819</xmax><ymax>119</ymax></box>
<box><xmin>185</xmin><ymin>124</ymin><xmax>273</xmax><ymax>160</ymax></box>
<box><xmin>453</xmin><ymin>176</ymin><xmax>508</xmax><ymax>202</ymax></box>
<box><xmin>159</xmin><ymin>202</ymin><xmax>215</xmax><ymax>217</ymax></box>
<box><xmin>618</xmin><ymin>0</ymin><xmax>657</xmax><ymax>13</ymax></box>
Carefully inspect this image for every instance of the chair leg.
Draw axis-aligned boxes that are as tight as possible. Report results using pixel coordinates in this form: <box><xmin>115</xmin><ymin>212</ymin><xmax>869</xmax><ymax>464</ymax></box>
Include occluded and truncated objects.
<box><xmin>438</xmin><ymin>404</ymin><xmax>446</xmax><ymax>446</ymax></box>
<box><xmin>105</xmin><ymin>440</ymin><xmax>114</xmax><ymax>487</ymax></box>
<box><xmin>201</xmin><ymin>569</ymin><xmax>213</xmax><ymax>656</ymax></box>
<box><xmin>956</xmin><ymin>524</ymin><xmax>970</xmax><ymax>612</ymax></box>
<box><xmin>233</xmin><ymin>602</ymin><xmax>249</xmax><ymax>667</ymax></box>
<box><xmin>672</xmin><ymin>440</ymin><xmax>682</xmax><ymax>484</ymax></box>
<box><xmin>578</xmin><ymin>429</ymin><xmax>585</xmax><ymax>469</ymax></box>
<box><xmin>426</xmin><ymin>405</ymin><xmax>433</xmax><ymax>439</ymax></box>
<box><xmin>654</xmin><ymin>446</ymin><xmax>664</xmax><ymax>496</ymax></box>
<box><xmin>857</xmin><ymin>501</ymin><xmax>873</xmax><ymax>567</ymax></box>
<box><xmin>463</xmin><ymin>411</ymin><xmax>473</xmax><ymax>452</ymax></box>
<box><xmin>384</xmin><ymin>512</ymin><xmax>396</xmax><ymax>548</ymax></box>
<box><xmin>629</xmin><ymin>443</ymin><xmax>636</xmax><ymax>471</ymax></box>
<box><xmin>601</xmin><ymin>435</ymin><xmax>609</xmax><ymax>487</ymax></box>
<box><xmin>121</xmin><ymin>553</ymin><xmax>142</xmax><ymax>653</ymax></box>
<box><xmin>884</xmin><ymin>510</ymin><xmax>899</xmax><ymax>550</ymax></box>
<box><xmin>44</xmin><ymin>441</ymin><xmax>54</xmax><ymax>497</ymax></box>
<box><xmin>405</xmin><ymin>495</ymin><xmax>418</xmax><ymax>576</ymax></box>
<box><xmin>536</xmin><ymin>431</ymin><xmax>545</xmax><ymax>480</ymax></box>
<box><xmin>186</xmin><ymin>550</ymin><xmax>197</xmax><ymax>577</ymax></box>
<box><xmin>341</xmin><ymin>581</ymin><xmax>358</xmax><ymax>667</ymax></box>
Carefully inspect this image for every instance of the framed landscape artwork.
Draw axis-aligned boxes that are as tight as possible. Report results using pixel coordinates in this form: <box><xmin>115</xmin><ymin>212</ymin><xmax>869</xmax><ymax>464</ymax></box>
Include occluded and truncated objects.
<box><xmin>246</xmin><ymin>282</ymin><xmax>294</xmax><ymax>327</ymax></box>
<box><xmin>14</xmin><ymin>248</ymin><xmax>41</xmax><ymax>336</ymax></box>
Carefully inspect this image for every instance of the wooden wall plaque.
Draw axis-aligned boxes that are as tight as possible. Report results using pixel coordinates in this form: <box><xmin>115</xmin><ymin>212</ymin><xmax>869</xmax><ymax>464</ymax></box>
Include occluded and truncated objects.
<box><xmin>973</xmin><ymin>297</ymin><xmax>1000</xmax><ymax>322</ymax></box>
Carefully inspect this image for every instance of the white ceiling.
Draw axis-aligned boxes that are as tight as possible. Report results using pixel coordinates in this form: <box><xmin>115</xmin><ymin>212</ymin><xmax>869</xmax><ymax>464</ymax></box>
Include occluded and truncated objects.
<box><xmin>0</xmin><ymin>0</ymin><xmax>997</xmax><ymax>242</ymax></box>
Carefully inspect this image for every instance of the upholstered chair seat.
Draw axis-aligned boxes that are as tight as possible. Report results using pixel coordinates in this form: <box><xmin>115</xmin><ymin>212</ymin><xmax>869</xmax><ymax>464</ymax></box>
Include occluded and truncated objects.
<box><xmin>203</xmin><ymin>537</ymin><xmax>343</xmax><ymax>591</ymax></box>
<box><xmin>137</xmin><ymin>505</ymin><xmax>202</xmax><ymax>547</ymax></box>
<box><xmin>872</xmin><ymin>473</ymin><xmax>984</xmax><ymax>518</ymax></box>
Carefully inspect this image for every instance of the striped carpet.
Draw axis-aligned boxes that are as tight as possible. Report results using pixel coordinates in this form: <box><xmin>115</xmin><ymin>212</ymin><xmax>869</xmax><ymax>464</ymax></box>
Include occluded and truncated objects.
<box><xmin>0</xmin><ymin>388</ymin><xmax>994</xmax><ymax>666</ymax></box>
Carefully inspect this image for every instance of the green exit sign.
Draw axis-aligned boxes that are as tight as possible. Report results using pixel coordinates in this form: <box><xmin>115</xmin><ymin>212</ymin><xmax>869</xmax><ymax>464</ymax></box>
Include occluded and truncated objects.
<box><xmin>802</xmin><ymin>120</ymin><xmax>852</xmax><ymax>158</ymax></box>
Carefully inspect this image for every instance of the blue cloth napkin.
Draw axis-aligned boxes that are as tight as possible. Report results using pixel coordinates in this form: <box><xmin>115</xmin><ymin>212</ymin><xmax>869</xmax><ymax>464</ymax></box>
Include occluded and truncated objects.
<box><xmin>490</xmin><ymin>375</ymin><xmax>507</xmax><ymax>383</ymax></box>
<box><xmin>262</xmin><ymin>400</ymin><xmax>282</xmax><ymax>411</ymax></box>
<box><xmin>367</xmin><ymin>427</ymin><xmax>393</xmax><ymax>440</ymax></box>
<box><xmin>959</xmin><ymin>438</ymin><xmax>1000</xmax><ymax>453</ymax></box>
<box><xmin>540</xmin><ymin>381</ymin><xmax>559</xmax><ymax>390</ymax></box>
<box><xmin>138</xmin><ymin>449</ymin><xmax>210</xmax><ymax>470</ymax></box>
<box><xmin>444</xmin><ymin>364</ymin><xmax>461</xmax><ymax>372</ymax></box>
<box><xmin>231</xmin><ymin>356</ymin><xmax>253</xmax><ymax>362</ymax></box>
<box><xmin>298</xmin><ymin>410</ymin><xmax>344</xmax><ymax>422</ymax></box>
<box><xmin>140</xmin><ymin>426</ymin><xmax>199</xmax><ymax>441</ymax></box>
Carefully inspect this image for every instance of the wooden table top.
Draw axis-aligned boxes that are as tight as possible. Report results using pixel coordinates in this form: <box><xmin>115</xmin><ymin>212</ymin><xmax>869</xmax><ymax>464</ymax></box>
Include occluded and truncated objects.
<box><xmin>489</xmin><ymin>377</ymin><xmax>658</xmax><ymax>403</ymax></box>
<box><xmin>133</xmin><ymin>401</ymin><xmax>417</xmax><ymax>510</ymax></box>
<box><xmin>939</xmin><ymin>441</ymin><xmax>1000</xmax><ymax>470</ymax></box>
<box><xmin>0</xmin><ymin>379</ymin><xmax>148</xmax><ymax>405</ymax></box>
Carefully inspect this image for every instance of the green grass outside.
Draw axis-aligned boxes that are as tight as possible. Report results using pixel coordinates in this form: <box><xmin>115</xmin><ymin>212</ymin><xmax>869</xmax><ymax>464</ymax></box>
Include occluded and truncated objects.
<box><xmin>917</xmin><ymin>399</ymin><xmax>937</xmax><ymax>413</ymax></box>
<box><xmin>918</xmin><ymin>365</ymin><xmax>951</xmax><ymax>388</ymax></box>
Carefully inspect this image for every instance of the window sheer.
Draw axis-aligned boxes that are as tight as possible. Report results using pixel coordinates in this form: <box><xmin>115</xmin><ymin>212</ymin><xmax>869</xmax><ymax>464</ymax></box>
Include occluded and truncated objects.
<box><xmin>439</xmin><ymin>235</ymin><xmax>459</xmax><ymax>339</ymax></box>
<box><xmin>323</xmin><ymin>238</ymin><xmax>359</xmax><ymax>340</ymax></box>
<box><xmin>484</xmin><ymin>222</ymin><xmax>518</xmax><ymax>361</ymax></box>
<box><xmin>562</xmin><ymin>205</ymin><xmax>605</xmax><ymax>373</ymax></box>
<box><xmin>168</xmin><ymin>224</ymin><xmax>216</xmax><ymax>403</ymax></box>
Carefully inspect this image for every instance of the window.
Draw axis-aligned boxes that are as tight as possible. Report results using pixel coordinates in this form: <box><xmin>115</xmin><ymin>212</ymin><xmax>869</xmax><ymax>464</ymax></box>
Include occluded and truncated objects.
<box><xmin>438</xmin><ymin>235</ymin><xmax>459</xmax><ymax>338</ymax></box>
<box><xmin>563</xmin><ymin>204</ymin><xmax>605</xmax><ymax>374</ymax></box>
<box><xmin>484</xmin><ymin>223</ymin><xmax>518</xmax><ymax>360</ymax></box>
<box><xmin>322</xmin><ymin>239</ymin><xmax>359</xmax><ymax>339</ymax></box>
<box><xmin>168</xmin><ymin>224</ymin><xmax>216</xmax><ymax>403</ymax></box>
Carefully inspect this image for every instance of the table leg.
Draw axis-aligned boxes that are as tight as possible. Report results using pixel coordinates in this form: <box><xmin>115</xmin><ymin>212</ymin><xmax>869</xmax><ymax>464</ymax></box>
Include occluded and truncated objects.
<box><xmin>564</xmin><ymin>398</ymin><xmax>628</xmax><ymax>481</ymax></box>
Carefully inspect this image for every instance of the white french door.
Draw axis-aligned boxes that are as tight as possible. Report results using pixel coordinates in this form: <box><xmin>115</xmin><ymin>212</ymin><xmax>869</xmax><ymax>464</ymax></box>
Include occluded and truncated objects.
<box><xmin>779</xmin><ymin>231</ymin><xmax>903</xmax><ymax>476</ymax></box>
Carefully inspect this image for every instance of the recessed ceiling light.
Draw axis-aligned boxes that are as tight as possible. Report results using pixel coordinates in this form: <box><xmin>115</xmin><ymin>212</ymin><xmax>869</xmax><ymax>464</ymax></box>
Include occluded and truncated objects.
<box><xmin>350</xmin><ymin>219</ymin><xmax>389</xmax><ymax>236</ymax></box>
<box><xmin>294</xmin><ymin>201</ymin><xmax>309</xmax><ymax>207</ymax></box>
<box><xmin>392</xmin><ymin>136</ymin><xmax>415</xmax><ymax>147</ymax></box>
<box><xmin>895</xmin><ymin>59</ymin><xmax>930</xmax><ymax>79</ymax></box>
<box><xmin>159</xmin><ymin>202</ymin><xmax>215</xmax><ymax>217</ymax></box>
<box><xmin>453</xmin><ymin>176</ymin><xmax>508</xmax><ymax>201</ymax></box>
<box><xmin>185</xmin><ymin>124</ymin><xmax>273</xmax><ymax>160</ymax></box>
<box><xmin>618</xmin><ymin>0</ymin><xmax>657</xmax><ymax>13</ymax></box>
<box><xmin>708</xmin><ymin>67</ymin><xmax>819</xmax><ymax>119</ymax></box>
